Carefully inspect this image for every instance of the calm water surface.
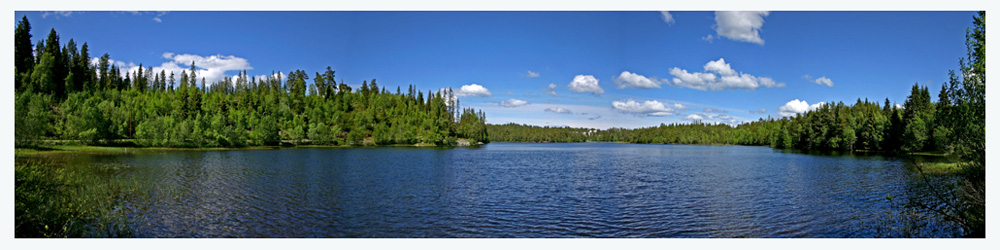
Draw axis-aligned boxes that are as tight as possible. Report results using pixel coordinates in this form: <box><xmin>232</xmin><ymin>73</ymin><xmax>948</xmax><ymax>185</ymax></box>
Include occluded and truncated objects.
<box><xmin>76</xmin><ymin>143</ymin><xmax>959</xmax><ymax>237</ymax></box>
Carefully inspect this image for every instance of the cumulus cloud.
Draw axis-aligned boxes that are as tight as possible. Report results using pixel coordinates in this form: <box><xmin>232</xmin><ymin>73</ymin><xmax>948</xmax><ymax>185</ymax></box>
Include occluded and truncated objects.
<box><xmin>778</xmin><ymin>99</ymin><xmax>826</xmax><ymax>117</ymax></box>
<box><xmin>526</xmin><ymin>70</ymin><xmax>540</xmax><ymax>78</ymax></box>
<box><xmin>660</xmin><ymin>11</ymin><xmax>675</xmax><ymax>25</ymax></box>
<box><xmin>567</xmin><ymin>75</ymin><xmax>604</xmax><ymax>94</ymax></box>
<box><xmin>546</xmin><ymin>83</ymin><xmax>558</xmax><ymax>96</ymax></box>
<box><xmin>803</xmin><ymin>75</ymin><xmax>834</xmax><ymax>87</ymax></box>
<box><xmin>612</xmin><ymin>99</ymin><xmax>681</xmax><ymax>116</ymax></box>
<box><xmin>138</xmin><ymin>52</ymin><xmax>254</xmax><ymax>85</ymax></box>
<box><xmin>704</xmin><ymin>58</ymin><xmax>737</xmax><ymax>76</ymax></box>
<box><xmin>814</xmin><ymin>76</ymin><xmax>834</xmax><ymax>87</ymax></box>
<box><xmin>93</xmin><ymin>52</ymin><xmax>257</xmax><ymax>87</ymax></box>
<box><xmin>685</xmin><ymin>112</ymin><xmax>740</xmax><ymax>125</ymax></box>
<box><xmin>614</xmin><ymin>71</ymin><xmax>662</xmax><ymax>89</ymax></box>
<box><xmin>454</xmin><ymin>84</ymin><xmax>493</xmax><ymax>97</ymax></box>
<box><xmin>667</xmin><ymin>58</ymin><xmax>784</xmax><ymax>91</ymax></box>
<box><xmin>90</xmin><ymin>57</ymin><xmax>137</xmax><ymax>73</ymax></box>
<box><xmin>255</xmin><ymin>72</ymin><xmax>286</xmax><ymax>82</ymax></box>
<box><xmin>544</xmin><ymin>107</ymin><xmax>573</xmax><ymax>114</ymax></box>
<box><xmin>684</xmin><ymin>114</ymin><xmax>706</xmax><ymax>120</ymax></box>
<box><xmin>714</xmin><ymin>11</ymin><xmax>769</xmax><ymax>45</ymax></box>
<box><xmin>500</xmin><ymin>98</ymin><xmax>529</xmax><ymax>107</ymax></box>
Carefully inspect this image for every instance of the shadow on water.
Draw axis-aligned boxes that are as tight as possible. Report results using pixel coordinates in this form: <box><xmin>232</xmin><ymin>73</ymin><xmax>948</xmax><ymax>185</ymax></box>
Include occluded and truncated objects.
<box><xmin>759</xmin><ymin>147</ymin><xmax>965</xmax><ymax>237</ymax></box>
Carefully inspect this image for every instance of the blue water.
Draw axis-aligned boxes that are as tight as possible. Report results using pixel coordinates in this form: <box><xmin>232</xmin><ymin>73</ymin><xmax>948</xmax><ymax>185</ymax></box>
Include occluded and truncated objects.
<box><xmin>82</xmin><ymin>143</ymin><xmax>960</xmax><ymax>237</ymax></box>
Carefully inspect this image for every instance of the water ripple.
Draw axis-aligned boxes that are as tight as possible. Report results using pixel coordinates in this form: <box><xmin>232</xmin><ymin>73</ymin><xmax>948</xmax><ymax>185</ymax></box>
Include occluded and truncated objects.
<box><xmin>87</xmin><ymin>143</ymin><xmax>964</xmax><ymax>237</ymax></box>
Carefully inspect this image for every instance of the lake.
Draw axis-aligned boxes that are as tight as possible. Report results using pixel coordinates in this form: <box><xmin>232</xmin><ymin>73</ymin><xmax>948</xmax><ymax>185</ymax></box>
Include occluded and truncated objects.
<box><xmin>69</xmin><ymin>143</ymin><xmax>961</xmax><ymax>237</ymax></box>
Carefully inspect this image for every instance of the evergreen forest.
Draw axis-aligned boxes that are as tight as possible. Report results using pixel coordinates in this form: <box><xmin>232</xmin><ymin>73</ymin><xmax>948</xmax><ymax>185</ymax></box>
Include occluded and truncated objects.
<box><xmin>13</xmin><ymin>16</ymin><xmax>489</xmax><ymax>148</ymax></box>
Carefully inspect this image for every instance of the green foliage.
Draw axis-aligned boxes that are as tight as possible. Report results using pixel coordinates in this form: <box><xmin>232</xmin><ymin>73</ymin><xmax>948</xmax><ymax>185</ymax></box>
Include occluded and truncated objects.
<box><xmin>15</xmin><ymin>92</ymin><xmax>52</xmax><ymax>147</ymax></box>
<box><xmin>457</xmin><ymin>108</ymin><xmax>489</xmax><ymax>143</ymax></box>
<box><xmin>12</xmin><ymin>19</ymin><xmax>486</xmax><ymax>149</ymax></box>
<box><xmin>488</xmin><ymin>123</ymin><xmax>595</xmax><ymax>143</ymax></box>
<box><xmin>902</xmin><ymin>116</ymin><xmax>928</xmax><ymax>152</ymax></box>
<box><xmin>15</xmin><ymin>16</ymin><xmax>33</xmax><ymax>91</ymax></box>
<box><xmin>15</xmin><ymin>158</ymin><xmax>135</xmax><ymax>237</ymax></box>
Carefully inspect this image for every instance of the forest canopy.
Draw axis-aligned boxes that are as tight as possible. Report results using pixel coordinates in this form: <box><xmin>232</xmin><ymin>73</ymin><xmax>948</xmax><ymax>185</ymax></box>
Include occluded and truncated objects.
<box><xmin>13</xmin><ymin>16</ymin><xmax>489</xmax><ymax>148</ymax></box>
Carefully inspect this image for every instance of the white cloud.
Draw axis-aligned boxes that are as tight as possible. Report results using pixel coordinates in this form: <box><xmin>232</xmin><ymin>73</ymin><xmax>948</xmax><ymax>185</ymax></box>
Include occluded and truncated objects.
<box><xmin>546</xmin><ymin>83</ymin><xmax>558</xmax><ymax>96</ymax></box>
<box><xmin>804</xmin><ymin>75</ymin><xmax>835</xmax><ymax>87</ymax></box>
<box><xmin>714</xmin><ymin>11</ymin><xmax>769</xmax><ymax>45</ymax></box>
<box><xmin>895</xmin><ymin>103</ymin><xmax>904</xmax><ymax>109</ymax></box>
<box><xmin>704</xmin><ymin>108</ymin><xmax>726</xmax><ymax>113</ymax></box>
<box><xmin>41</xmin><ymin>11</ymin><xmax>74</xmax><ymax>18</ymax></box>
<box><xmin>526</xmin><ymin>70</ymin><xmax>540</xmax><ymax>78</ymax></box>
<box><xmin>614</xmin><ymin>71</ymin><xmax>662</xmax><ymax>89</ymax></box>
<box><xmin>612</xmin><ymin>99</ymin><xmax>680</xmax><ymax>116</ymax></box>
<box><xmin>89</xmin><ymin>57</ymin><xmax>137</xmax><ymax>72</ymax></box>
<box><xmin>684</xmin><ymin>114</ymin><xmax>705</xmax><ymax>120</ymax></box>
<box><xmin>500</xmin><ymin>98</ymin><xmax>529</xmax><ymax>107</ymax></box>
<box><xmin>811</xmin><ymin>102</ymin><xmax>826</xmax><ymax>110</ymax></box>
<box><xmin>704</xmin><ymin>58</ymin><xmax>737</xmax><ymax>76</ymax></box>
<box><xmin>153</xmin><ymin>12</ymin><xmax>169</xmax><ymax>22</ymax></box>
<box><xmin>544</xmin><ymin>107</ymin><xmax>573</xmax><ymax>114</ymax></box>
<box><xmin>454</xmin><ymin>84</ymin><xmax>493</xmax><ymax>97</ymax></box>
<box><xmin>255</xmin><ymin>72</ymin><xmax>285</xmax><ymax>82</ymax></box>
<box><xmin>567</xmin><ymin>75</ymin><xmax>604</xmax><ymax>94</ymax></box>
<box><xmin>778</xmin><ymin>99</ymin><xmax>826</xmax><ymax>117</ymax></box>
<box><xmin>660</xmin><ymin>11</ymin><xmax>675</xmax><ymax>25</ymax></box>
<box><xmin>814</xmin><ymin>76</ymin><xmax>834</xmax><ymax>87</ymax></box>
<box><xmin>138</xmin><ymin>53</ymin><xmax>254</xmax><ymax>85</ymax></box>
<box><xmin>685</xmin><ymin>112</ymin><xmax>740</xmax><ymax>125</ymax></box>
<box><xmin>668</xmin><ymin>58</ymin><xmax>784</xmax><ymax>91</ymax></box>
<box><xmin>701</xmin><ymin>34</ymin><xmax>715</xmax><ymax>43</ymax></box>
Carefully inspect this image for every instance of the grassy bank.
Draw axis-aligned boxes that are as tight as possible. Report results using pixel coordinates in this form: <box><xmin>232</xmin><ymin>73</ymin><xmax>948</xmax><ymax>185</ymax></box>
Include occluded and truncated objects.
<box><xmin>14</xmin><ymin>157</ymin><xmax>141</xmax><ymax>237</ymax></box>
<box><xmin>16</xmin><ymin>140</ymin><xmax>476</xmax><ymax>156</ymax></box>
<box><xmin>914</xmin><ymin>161</ymin><xmax>964</xmax><ymax>175</ymax></box>
<box><xmin>14</xmin><ymin>144</ymin><xmax>281</xmax><ymax>156</ymax></box>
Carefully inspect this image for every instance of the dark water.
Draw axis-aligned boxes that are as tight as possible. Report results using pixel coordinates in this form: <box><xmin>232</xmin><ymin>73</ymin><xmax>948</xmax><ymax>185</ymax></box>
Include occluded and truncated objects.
<box><xmin>76</xmin><ymin>143</ymin><xmax>961</xmax><ymax>237</ymax></box>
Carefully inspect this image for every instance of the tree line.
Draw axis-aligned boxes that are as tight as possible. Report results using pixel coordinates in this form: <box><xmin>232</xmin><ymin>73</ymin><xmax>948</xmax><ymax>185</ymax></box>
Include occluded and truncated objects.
<box><xmin>490</xmin><ymin>82</ymin><xmax>965</xmax><ymax>155</ymax></box>
<box><xmin>14</xmin><ymin>16</ymin><xmax>489</xmax><ymax>148</ymax></box>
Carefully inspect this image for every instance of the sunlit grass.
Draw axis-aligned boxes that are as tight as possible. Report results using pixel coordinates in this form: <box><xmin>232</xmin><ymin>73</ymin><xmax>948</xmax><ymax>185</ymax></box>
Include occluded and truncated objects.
<box><xmin>915</xmin><ymin>161</ymin><xmax>963</xmax><ymax>175</ymax></box>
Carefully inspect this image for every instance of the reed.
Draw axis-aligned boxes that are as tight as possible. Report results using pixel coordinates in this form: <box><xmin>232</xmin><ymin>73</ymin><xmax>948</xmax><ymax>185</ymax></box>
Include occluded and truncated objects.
<box><xmin>14</xmin><ymin>157</ymin><xmax>141</xmax><ymax>237</ymax></box>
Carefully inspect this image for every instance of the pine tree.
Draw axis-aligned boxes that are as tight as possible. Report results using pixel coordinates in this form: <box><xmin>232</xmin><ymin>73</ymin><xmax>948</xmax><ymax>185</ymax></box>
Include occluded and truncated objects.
<box><xmin>14</xmin><ymin>16</ymin><xmax>34</xmax><ymax>91</ymax></box>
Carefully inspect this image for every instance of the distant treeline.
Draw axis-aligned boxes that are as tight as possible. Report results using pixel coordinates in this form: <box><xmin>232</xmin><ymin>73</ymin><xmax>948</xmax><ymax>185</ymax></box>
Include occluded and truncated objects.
<box><xmin>490</xmin><ymin>69</ymin><xmax>981</xmax><ymax>156</ymax></box>
<box><xmin>13</xmin><ymin>16</ymin><xmax>488</xmax><ymax>148</ymax></box>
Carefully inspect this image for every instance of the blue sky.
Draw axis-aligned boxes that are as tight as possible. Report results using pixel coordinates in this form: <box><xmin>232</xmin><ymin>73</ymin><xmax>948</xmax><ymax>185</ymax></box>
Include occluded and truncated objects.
<box><xmin>16</xmin><ymin>11</ymin><xmax>976</xmax><ymax>129</ymax></box>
